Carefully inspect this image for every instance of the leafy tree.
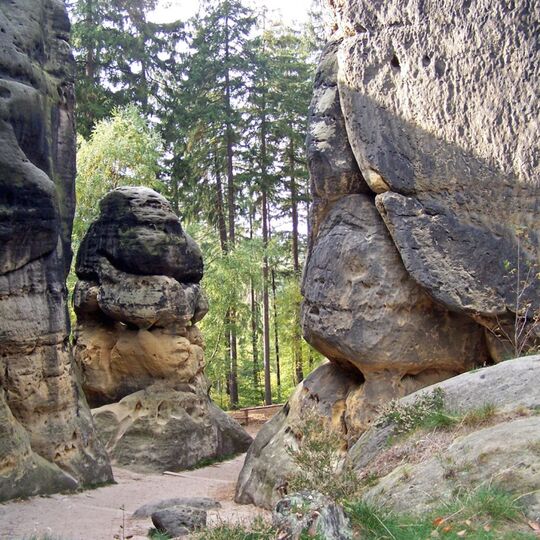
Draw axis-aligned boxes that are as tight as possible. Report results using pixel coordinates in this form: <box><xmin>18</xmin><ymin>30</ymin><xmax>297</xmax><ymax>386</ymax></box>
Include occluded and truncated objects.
<box><xmin>69</xmin><ymin>0</ymin><xmax>325</xmax><ymax>409</ymax></box>
<box><xmin>69</xmin><ymin>0</ymin><xmax>184</xmax><ymax>137</ymax></box>
<box><xmin>74</xmin><ymin>105</ymin><xmax>163</xmax><ymax>248</ymax></box>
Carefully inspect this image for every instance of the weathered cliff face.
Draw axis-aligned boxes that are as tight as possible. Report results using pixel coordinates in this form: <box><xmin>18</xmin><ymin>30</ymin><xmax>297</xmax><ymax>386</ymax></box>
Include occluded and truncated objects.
<box><xmin>0</xmin><ymin>0</ymin><xmax>112</xmax><ymax>500</ymax></box>
<box><xmin>236</xmin><ymin>0</ymin><xmax>539</xmax><ymax>508</ymax></box>
<box><xmin>74</xmin><ymin>187</ymin><xmax>252</xmax><ymax>471</ymax></box>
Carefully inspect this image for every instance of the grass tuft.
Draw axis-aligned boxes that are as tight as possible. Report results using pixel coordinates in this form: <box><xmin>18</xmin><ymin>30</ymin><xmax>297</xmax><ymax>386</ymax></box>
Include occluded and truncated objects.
<box><xmin>193</xmin><ymin>517</ymin><xmax>275</xmax><ymax>540</ymax></box>
<box><xmin>462</xmin><ymin>404</ymin><xmax>497</xmax><ymax>427</ymax></box>
<box><xmin>347</xmin><ymin>485</ymin><xmax>535</xmax><ymax>540</ymax></box>
<box><xmin>148</xmin><ymin>528</ymin><xmax>172</xmax><ymax>540</ymax></box>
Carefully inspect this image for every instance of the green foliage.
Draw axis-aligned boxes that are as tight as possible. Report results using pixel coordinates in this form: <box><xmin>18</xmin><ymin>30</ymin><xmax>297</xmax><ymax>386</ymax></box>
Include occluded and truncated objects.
<box><xmin>286</xmin><ymin>408</ymin><xmax>359</xmax><ymax>502</ymax></box>
<box><xmin>377</xmin><ymin>389</ymin><xmax>499</xmax><ymax>439</ymax></box>
<box><xmin>347</xmin><ymin>486</ymin><xmax>535</xmax><ymax>540</ymax></box>
<box><xmin>147</xmin><ymin>528</ymin><xmax>171</xmax><ymax>540</ymax></box>
<box><xmin>74</xmin><ymin>104</ymin><xmax>163</xmax><ymax>248</ymax></box>
<box><xmin>194</xmin><ymin>517</ymin><xmax>275</xmax><ymax>540</ymax></box>
<box><xmin>69</xmin><ymin>0</ymin><xmax>184</xmax><ymax>137</ymax></box>
<box><xmin>188</xmin><ymin>222</ymin><xmax>321</xmax><ymax>408</ymax></box>
<box><xmin>376</xmin><ymin>388</ymin><xmax>449</xmax><ymax>435</ymax></box>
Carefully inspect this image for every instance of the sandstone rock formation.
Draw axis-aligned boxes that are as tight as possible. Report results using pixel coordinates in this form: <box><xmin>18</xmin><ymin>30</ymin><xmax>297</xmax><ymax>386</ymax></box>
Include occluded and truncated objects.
<box><xmin>237</xmin><ymin>0</ymin><xmax>539</xmax><ymax>508</ymax></box>
<box><xmin>74</xmin><ymin>187</ymin><xmax>207</xmax><ymax>406</ymax></box>
<box><xmin>0</xmin><ymin>0</ymin><xmax>112</xmax><ymax>500</ymax></box>
<box><xmin>352</xmin><ymin>356</ymin><xmax>540</xmax><ymax>523</ymax></box>
<box><xmin>273</xmin><ymin>491</ymin><xmax>353</xmax><ymax>540</ymax></box>
<box><xmin>74</xmin><ymin>187</ymin><xmax>252</xmax><ymax>471</ymax></box>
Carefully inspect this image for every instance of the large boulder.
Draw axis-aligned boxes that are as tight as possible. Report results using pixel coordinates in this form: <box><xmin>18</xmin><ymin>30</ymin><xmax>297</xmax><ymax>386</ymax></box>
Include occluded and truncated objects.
<box><xmin>0</xmin><ymin>0</ymin><xmax>112</xmax><ymax>500</ymax></box>
<box><xmin>237</xmin><ymin>0</ymin><xmax>539</xmax><ymax>509</ymax></box>
<box><xmin>76</xmin><ymin>186</ymin><xmax>203</xmax><ymax>284</ymax></box>
<box><xmin>93</xmin><ymin>381</ymin><xmax>252</xmax><ymax>472</ymax></box>
<box><xmin>74</xmin><ymin>187</ymin><xmax>252</xmax><ymax>471</ymax></box>
<box><xmin>352</xmin><ymin>356</ymin><xmax>540</xmax><ymax>522</ymax></box>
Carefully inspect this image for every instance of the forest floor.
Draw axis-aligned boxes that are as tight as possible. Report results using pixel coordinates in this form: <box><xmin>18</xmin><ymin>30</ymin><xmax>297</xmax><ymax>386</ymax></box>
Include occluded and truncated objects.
<box><xmin>0</xmin><ymin>426</ymin><xmax>268</xmax><ymax>540</ymax></box>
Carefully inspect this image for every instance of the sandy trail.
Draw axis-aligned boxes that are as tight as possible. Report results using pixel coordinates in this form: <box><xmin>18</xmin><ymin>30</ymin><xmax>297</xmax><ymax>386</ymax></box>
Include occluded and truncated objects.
<box><xmin>0</xmin><ymin>453</ymin><xmax>267</xmax><ymax>540</ymax></box>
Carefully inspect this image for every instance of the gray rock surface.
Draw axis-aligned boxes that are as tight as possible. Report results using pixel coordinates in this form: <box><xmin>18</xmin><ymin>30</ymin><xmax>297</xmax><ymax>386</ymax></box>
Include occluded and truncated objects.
<box><xmin>152</xmin><ymin>505</ymin><xmax>207</xmax><ymax>536</ymax></box>
<box><xmin>134</xmin><ymin>497</ymin><xmax>220</xmax><ymax>519</ymax></box>
<box><xmin>305</xmin><ymin>40</ymin><xmax>369</xmax><ymax>245</ymax></box>
<box><xmin>335</xmin><ymin>0</ymin><xmax>539</xmax><ymax>318</ymax></box>
<box><xmin>0</xmin><ymin>0</ymin><xmax>112</xmax><ymax>500</ymax></box>
<box><xmin>273</xmin><ymin>491</ymin><xmax>352</xmax><ymax>540</ymax></box>
<box><xmin>76</xmin><ymin>187</ymin><xmax>203</xmax><ymax>284</ymax></box>
<box><xmin>400</xmin><ymin>354</ymin><xmax>540</xmax><ymax>414</ymax></box>
<box><xmin>362</xmin><ymin>417</ymin><xmax>540</xmax><ymax>522</ymax></box>
<box><xmin>93</xmin><ymin>381</ymin><xmax>252</xmax><ymax>473</ymax></box>
<box><xmin>235</xmin><ymin>363</ymin><xmax>362</xmax><ymax>509</ymax></box>
<box><xmin>95</xmin><ymin>259</ymin><xmax>206</xmax><ymax>330</ymax></box>
<box><xmin>343</xmin><ymin>359</ymin><xmax>540</xmax><ymax>525</ymax></box>
<box><xmin>303</xmin><ymin>194</ymin><xmax>486</xmax><ymax>377</ymax></box>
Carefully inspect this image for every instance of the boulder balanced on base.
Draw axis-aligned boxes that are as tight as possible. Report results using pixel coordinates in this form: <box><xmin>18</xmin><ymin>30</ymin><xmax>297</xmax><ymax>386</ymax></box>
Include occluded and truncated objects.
<box><xmin>74</xmin><ymin>186</ymin><xmax>252</xmax><ymax>472</ymax></box>
<box><xmin>236</xmin><ymin>0</ymin><xmax>539</xmax><ymax>509</ymax></box>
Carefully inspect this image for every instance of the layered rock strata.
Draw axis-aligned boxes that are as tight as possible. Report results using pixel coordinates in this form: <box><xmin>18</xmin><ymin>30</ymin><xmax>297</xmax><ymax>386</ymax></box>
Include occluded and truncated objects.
<box><xmin>237</xmin><ymin>0</ymin><xmax>539</xmax><ymax>508</ymax></box>
<box><xmin>0</xmin><ymin>0</ymin><xmax>112</xmax><ymax>500</ymax></box>
<box><xmin>74</xmin><ymin>187</ymin><xmax>252</xmax><ymax>471</ymax></box>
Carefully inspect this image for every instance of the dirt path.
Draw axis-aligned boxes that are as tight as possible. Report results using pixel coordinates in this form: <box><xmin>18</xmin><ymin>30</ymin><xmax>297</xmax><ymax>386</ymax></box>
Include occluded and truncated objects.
<box><xmin>0</xmin><ymin>454</ymin><xmax>267</xmax><ymax>540</ymax></box>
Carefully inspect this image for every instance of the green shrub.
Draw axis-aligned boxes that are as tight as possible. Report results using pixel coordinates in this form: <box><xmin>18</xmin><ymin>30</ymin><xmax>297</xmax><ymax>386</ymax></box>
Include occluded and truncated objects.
<box><xmin>286</xmin><ymin>408</ymin><xmax>360</xmax><ymax>502</ymax></box>
<box><xmin>375</xmin><ymin>387</ymin><xmax>448</xmax><ymax>435</ymax></box>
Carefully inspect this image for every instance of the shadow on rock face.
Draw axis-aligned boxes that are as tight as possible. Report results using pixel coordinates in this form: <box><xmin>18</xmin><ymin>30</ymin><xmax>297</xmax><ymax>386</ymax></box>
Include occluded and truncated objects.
<box><xmin>0</xmin><ymin>0</ymin><xmax>113</xmax><ymax>501</ymax></box>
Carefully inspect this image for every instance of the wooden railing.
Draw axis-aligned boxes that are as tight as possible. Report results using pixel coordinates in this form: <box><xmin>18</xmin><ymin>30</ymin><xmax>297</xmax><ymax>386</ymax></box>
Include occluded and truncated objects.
<box><xmin>228</xmin><ymin>403</ymin><xmax>283</xmax><ymax>426</ymax></box>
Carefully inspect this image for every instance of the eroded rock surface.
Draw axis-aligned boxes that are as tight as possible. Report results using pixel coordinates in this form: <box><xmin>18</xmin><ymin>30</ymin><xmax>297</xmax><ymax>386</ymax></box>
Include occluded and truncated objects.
<box><xmin>74</xmin><ymin>187</ymin><xmax>208</xmax><ymax>406</ymax></box>
<box><xmin>273</xmin><ymin>491</ymin><xmax>353</xmax><ymax>540</ymax></box>
<box><xmin>0</xmin><ymin>0</ymin><xmax>112</xmax><ymax>500</ymax></box>
<box><xmin>353</xmin><ymin>357</ymin><xmax>540</xmax><ymax>522</ymax></box>
<box><xmin>237</xmin><ymin>0</ymin><xmax>539</xmax><ymax>508</ymax></box>
<box><xmin>335</xmin><ymin>0</ymin><xmax>539</xmax><ymax>317</ymax></box>
<box><xmin>74</xmin><ymin>187</ymin><xmax>252</xmax><ymax>470</ymax></box>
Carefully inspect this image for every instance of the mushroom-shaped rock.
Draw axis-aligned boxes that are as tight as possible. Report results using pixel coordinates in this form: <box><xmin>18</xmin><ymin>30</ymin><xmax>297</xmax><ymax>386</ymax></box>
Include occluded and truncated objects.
<box><xmin>76</xmin><ymin>186</ymin><xmax>203</xmax><ymax>284</ymax></box>
<box><xmin>73</xmin><ymin>187</ymin><xmax>251</xmax><ymax>471</ymax></box>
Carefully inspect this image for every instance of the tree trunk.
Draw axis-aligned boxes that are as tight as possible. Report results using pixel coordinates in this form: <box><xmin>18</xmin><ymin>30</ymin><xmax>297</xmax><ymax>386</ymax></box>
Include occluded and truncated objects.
<box><xmin>262</xmin><ymin>189</ymin><xmax>272</xmax><ymax>405</ymax></box>
<box><xmin>214</xmin><ymin>150</ymin><xmax>228</xmax><ymax>253</ymax></box>
<box><xmin>249</xmin><ymin>209</ymin><xmax>262</xmax><ymax>397</ymax></box>
<box><xmin>289</xmin><ymin>140</ymin><xmax>304</xmax><ymax>382</ymax></box>
<box><xmin>223</xmin><ymin>6</ymin><xmax>238</xmax><ymax>409</ymax></box>
<box><xmin>271</xmin><ymin>267</ymin><xmax>281</xmax><ymax>400</ymax></box>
